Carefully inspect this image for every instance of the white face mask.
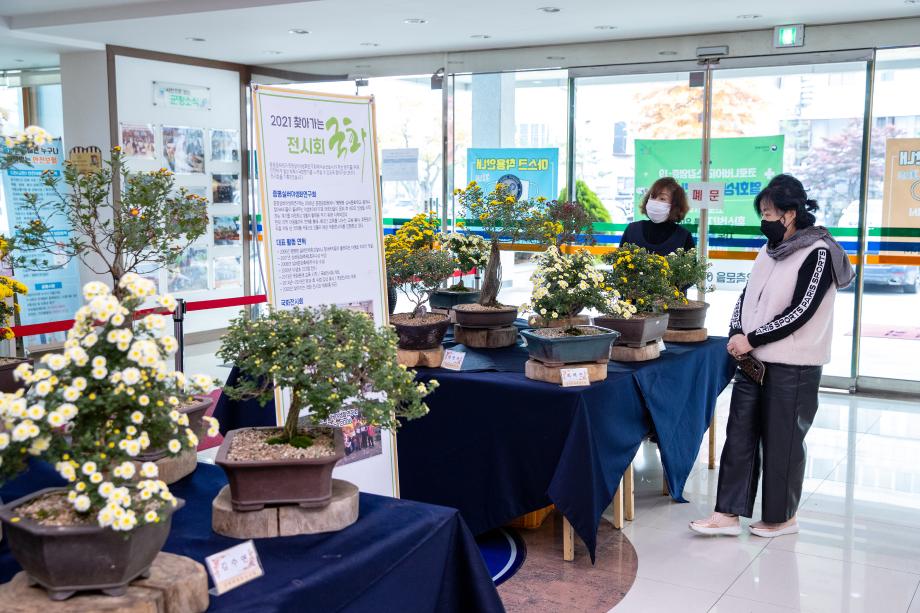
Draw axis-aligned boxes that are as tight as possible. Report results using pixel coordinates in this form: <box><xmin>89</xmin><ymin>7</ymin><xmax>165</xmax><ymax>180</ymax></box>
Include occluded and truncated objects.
<box><xmin>646</xmin><ymin>199</ymin><xmax>671</xmax><ymax>223</ymax></box>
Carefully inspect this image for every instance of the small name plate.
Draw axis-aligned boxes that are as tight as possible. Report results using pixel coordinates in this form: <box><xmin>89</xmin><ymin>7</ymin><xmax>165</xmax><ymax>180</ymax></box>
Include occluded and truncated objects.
<box><xmin>441</xmin><ymin>349</ymin><xmax>466</xmax><ymax>371</ymax></box>
<box><xmin>206</xmin><ymin>540</ymin><xmax>264</xmax><ymax>596</ymax></box>
<box><xmin>657</xmin><ymin>338</ymin><xmax>667</xmax><ymax>352</ymax></box>
<box><xmin>560</xmin><ymin>367</ymin><xmax>591</xmax><ymax>387</ymax></box>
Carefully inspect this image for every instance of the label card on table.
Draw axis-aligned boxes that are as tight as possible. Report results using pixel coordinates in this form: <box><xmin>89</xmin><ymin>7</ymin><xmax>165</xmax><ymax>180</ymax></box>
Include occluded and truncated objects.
<box><xmin>206</xmin><ymin>540</ymin><xmax>264</xmax><ymax>596</ymax></box>
<box><xmin>441</xmin><ymin>349</ymin><xmax>466</xmax><ymax>371</ymax></box>
<box><xmin>657</xmin><ymin>338</ymin><xmax>667</xmax><ymax>352</ymax></box>
<box><xmin>560</xmin><ymin>367</ymin><xmax>591</xmax><ymax>387</ymax></box>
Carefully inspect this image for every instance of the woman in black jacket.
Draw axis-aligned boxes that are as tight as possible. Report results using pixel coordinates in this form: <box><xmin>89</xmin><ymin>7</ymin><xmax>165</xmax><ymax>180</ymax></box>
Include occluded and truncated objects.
<box><xmin>620</xmin><ymin>177</ymin><xmax>695</xmax><ymax>255</ymax></box>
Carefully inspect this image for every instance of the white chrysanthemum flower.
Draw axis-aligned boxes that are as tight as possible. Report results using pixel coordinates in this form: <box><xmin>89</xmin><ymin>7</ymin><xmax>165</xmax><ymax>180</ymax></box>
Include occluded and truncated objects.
<box><xmin>98</xmin><ymin>481</ymin><xmax>115</xmax><ymax>498</ymax></box>
<box><xmin>47</xmin><ymin>411</ymin><xmax>66</xmax><ymax>428</ymax></box>
<box><xmin>13</xmin><ymin>363</ymin><xmax>33</xmax><ymax>382</ymax></box>
<box><xmin>26</xmin><ymin>404</ymin><xmax>45</xmax><ymax>420</ymax></box>
<box><xmin>82</xmin><ymin>461</ymin><xmax>98</xmax><ymax>475</ymax></box>
<box><xmin>145</xmin><ymin>510</ymin><xmax>158</xmax><ymax>523</ymax></box>
<box><xmin>186</xmin><ymin>429</ymin><xmax>199</xmax><ymax>447</ymax></box>
<box><xmin>92</xmin><ymin>356</ymin><xmax>106</xmax><ymax>369</ymax></box>
<box><xmin>111</xmin><ymin>312</ymin><xmax>125</xmax><ymax>326</ymax></box>
<box><xmin>140</xmin><ymin>489</ymin><xmax>153</xmax><ymax>501</ymax></box>
<box><xmin>97</xmin><ymin>505</ymin><xmax>116</xmax><ymax>527</ymax></box>
<box><xmin>167</xmin><ymin>439</ymin><xmax>182</xmax><ymax>454</ymax></box>
<box><xmin>59</xmin><ymin>403</ymin><xmax>78</xmax><ymax>419</ymax></box>
<box><xmin>74</xmin><ymin>495</ymin><xmax>91</xmax><ymax>513</ymax></box>
<box><xmin>42</xmin><ymin>354</ymin><xmax>68</xmax><ymax>372</ymax></box>
<box><xmin>0</xmin><ymin>432</ymin><xmax>9</xmax><ymax>450</ymax></box>
<box><xmin>90</xmin><ymin>472</ymin><xmax>104</xmax><ymax>484</ymax></box>
<box><xmin>140</xmin><ymin>462</ymin><xmax>159</xmax><ymax>478</ymax></box>
<box><xmin>160</xmin><ymin>335</ymin><xmax>178</xmax><ymax>354</ymax></box>
<box><xmin>91</xmin><ymin>367</ymin><xmax>108</xmax><ymax>380</ymax></box>
<box><xmin>82</xmin><ymin>281</ymin><xmax>110</xmax><ymax>300</ymax></box>
<box><xmin>137</xmin><ymin>395</ymin><xmax>150</xmax><ymax>407</ymax></box>
<box><xmin>122</xmin><ymin>367</ymin><xmax>141</xmax><ymax>385</ymax></box>
<box><xmin>158</xmin><ymin>294</ymin><xmax>178</xmax><ymax>312</ymax></box>
<box><xmin>143</xmin><ymin>314</ymin><xmax>166</xmax><ymax>331</ymax></box>
<box><xmin>82</xmin><ymin>333</ymin><xmax>99</xmax><ymax>348</ymax></box>
<box><xmin>131</xmin><ymin>411</ymin><xmax>144</xmax><ymax>424</ymax></box>
<box><xmin>56</xmin><ymin>461</ymin><xmax>76</xmax><ymax>481</ymax></box>
<box><xmin>73</xmin><ymin>376</ymin><xmax>87</xmax><ymax>391</ymax></box>
<box><xmin>34</xmin><ymin>380</ymin><xmax>53</xmax><ymax>397</ymax></box>
<box><xmin>28</xmin><ymin>437</ymin><xmax>50</xmax><ymax>455</ymax></box>
<box><xmin>12</xmin><ymin>421</ymin><xmax>36</xmax><ymax>442</ymax></box>
<box><xmin>177</xmin><ymin>413</ymin><xmax>189</xmax><ymax>427</ymax></box>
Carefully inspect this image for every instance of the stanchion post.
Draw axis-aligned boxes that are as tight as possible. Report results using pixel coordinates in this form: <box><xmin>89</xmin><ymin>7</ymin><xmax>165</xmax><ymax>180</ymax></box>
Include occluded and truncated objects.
<box><xmin>173</xmin><ymin>298</ymin><xmax>186</xmax><ymax>373</ymax></box>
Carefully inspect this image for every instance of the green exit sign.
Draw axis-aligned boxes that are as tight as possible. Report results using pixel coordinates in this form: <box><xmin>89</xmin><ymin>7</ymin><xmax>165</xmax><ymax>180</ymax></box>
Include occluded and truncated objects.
<box><xmin>774</xmin><ymin>24</ymin><xmax>805</xmax><ymax>48</ymax></box>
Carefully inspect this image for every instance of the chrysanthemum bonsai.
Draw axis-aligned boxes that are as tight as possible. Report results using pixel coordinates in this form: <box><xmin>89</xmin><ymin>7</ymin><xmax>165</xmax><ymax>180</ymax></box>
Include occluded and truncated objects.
<box><xmin>665</xmin><ymin>248</ymin><xmax>713</xmax><ymax>330</ymax></box>
<box><xmin>439</xmin><ymin>230</ymin><xmax>489</xmax><ymax>292</ymax></box>
<box><xmin>215</xmin><ymin>305</ymin><xmax>436</xmax><ymax>511</ymax></box>
<box><xmin>544</xmin><ymin>200</ymin><xmax>597</xmax><ymax>248</ymax></box>
<box><xmin>388</xmin><ymin>248</ymin><xmax>457</xmax><ymax>351</ymax></box>
<box><xmin>383</xmin><ymin>212</ymin><xmax>441</xmax><ymax>314</ymax></box>
<box><xmin>0</xmin><ymin>274</ymin><xmax>216</xmax><ymax>600</ymax></box>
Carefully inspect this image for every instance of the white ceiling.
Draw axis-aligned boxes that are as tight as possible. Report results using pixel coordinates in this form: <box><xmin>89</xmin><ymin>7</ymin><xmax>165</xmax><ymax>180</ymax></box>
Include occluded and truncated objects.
<box><xmin>0</xmin><ymin>0</ymin><xmax>918</xmax><ymax>70</ymax></box>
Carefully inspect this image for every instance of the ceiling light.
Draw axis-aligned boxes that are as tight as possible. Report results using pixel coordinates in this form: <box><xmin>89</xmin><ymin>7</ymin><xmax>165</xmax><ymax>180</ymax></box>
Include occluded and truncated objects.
<box><xmin>265</xmin><ymin>50</ymin><xmax>282</xmax><ymax>55</ymax></box>
<box><xmin>404</xmin><ymin>18</ymin><xmax>428</xmax><ymax>24</ymax></box>
<box><xmin>546</xmin><ymin>55</ymin><xmax>566</xmax><ymax>60</ymax></box>
<box><xmin>448</xmin><ymin>60</ymin><xmax>464</xmax><ymax>65</ymax></box>
<box><xmin>659</xmin><ymin>50</ymin><xmax>678</xmax><ymax>56</ymax></box>
<box><xmin>13</xmin><ymin>59</ymin><xmax>24</xmax><ymax>63</ymax></box>
<box><xmin>538</xmin><ymin>7</ymin><xmax>561</xmax><ymax>13</ymax></box>
<box><xmin>355</xmin><ymin>64</ymin><xmax>371</xmax><ymax>69</ymax></box>
<box><xmin>905</xmin><ymin>0</ymin><xmax>920</xmax><ymax>4</ymax></box>
<box><xmin>360</xmin><ymin>42</ymin><xmax>380</xmax><ymax>47</ymax></box>
<box><xmin>594</xmin><ymin>25</ymin><xmax>617</xmax><ymax>30</ymax></box>
<box><xmin>736</xmin><ymin>14</ymin><xmax>762</xmax><ymax>19</ymax></box>
<box><xmin>288</xmin><ymin>28</ymin><xmax>311</xmax><ymax>35</ymax></box>
<box><xmin>470</xmin><ymin>34</ymin><xmax>492</xmax><ymax>39</ymax></box>
<box><xmin>186</xmin><ymin>37</ymin><xmax>206</xmax><ymax>42</ymax></box>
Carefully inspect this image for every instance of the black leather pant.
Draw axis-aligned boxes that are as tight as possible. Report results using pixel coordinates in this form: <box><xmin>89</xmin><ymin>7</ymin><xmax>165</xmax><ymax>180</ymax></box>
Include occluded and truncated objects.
<box><xmin>715</xmin><ymin>363</ymin><xmax>822</xmax><ymax>523</ymax></box>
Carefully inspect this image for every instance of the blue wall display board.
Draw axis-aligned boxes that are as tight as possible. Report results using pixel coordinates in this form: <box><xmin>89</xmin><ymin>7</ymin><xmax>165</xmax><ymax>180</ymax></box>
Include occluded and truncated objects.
<box><xmin>467</xmin><ymin>148</ymin><xmax>559</xmax><ymax>201</ymax></box>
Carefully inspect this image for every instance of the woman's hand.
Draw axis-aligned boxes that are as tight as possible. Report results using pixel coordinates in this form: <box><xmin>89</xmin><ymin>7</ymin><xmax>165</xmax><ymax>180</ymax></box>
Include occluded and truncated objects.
<box><xmin>727</xmin><ymin>334</ymin><xmax>753</xmax><ymax>358</ymax></box>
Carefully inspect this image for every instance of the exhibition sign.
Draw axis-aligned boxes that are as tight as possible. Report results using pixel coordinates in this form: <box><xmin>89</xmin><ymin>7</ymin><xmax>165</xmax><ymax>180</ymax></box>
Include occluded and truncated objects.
<box><xmin>1</xmin><ymin>138</ymin><xmax>82</xmax><ymax>340</ymax></box>
<box><xmin>467</xmin><ymin>148</ymin><xmax>559</xmax><ymax>201</ymax></box>
<box><xmin>634</xmin><ymin>136</ymin><xmax>784</xmax><ymax>226</ymax></box>
<box><xmin>252</xmin><ymin>85</ymin><xmax>394</xmax><ymax>496</ymax></box>
<box><xmin>881</xmin><ymin>137</ymin><xmax>920</xmax><ymax>232</ymax></box>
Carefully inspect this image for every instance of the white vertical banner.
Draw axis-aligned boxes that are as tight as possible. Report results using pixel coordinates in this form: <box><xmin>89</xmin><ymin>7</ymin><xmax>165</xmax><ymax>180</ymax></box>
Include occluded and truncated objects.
<box><xmin>252</xmin><ymin>85</ymin><xmax>396</xmax><ymax>497</ymax></box>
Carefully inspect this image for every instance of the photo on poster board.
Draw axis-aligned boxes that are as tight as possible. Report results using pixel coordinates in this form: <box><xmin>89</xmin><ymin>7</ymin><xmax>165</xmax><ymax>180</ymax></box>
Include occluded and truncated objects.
<box><xmin>168</xmin><ymin>245</ymin><xmax>209</xmax><ymax>292</ymax></box>
<box><xmin>119</xmin><ymin>123</ymin><xmax>156</xmax><ymax>159</ymax></box>
<box><xmin>162</xmin><ymin>125</ymin><xmax>205</xmax><ymax>174</ymax></box>
<box><xmin>213</xmin><ymin>215</ymin><xmax>241</xmax><ymax>245</ymax></box>
<box><xmin>213</xmin><ymin>256</ymin><xmax>242</xmax><ymax>289</ymax></box>
<box><xmin>321</xmin><ymin>407</ymin><xmax>382</xmax><ymax>466</ymax></box>
<box><xmin>212</xmin><ymin>173</ymin><xmax>240</xmax><ymax>204</ymax></box>
<box><xmin>211</xmin><ymin>129</ymin><xmax>240</xmax><ymax>162</ymax></box>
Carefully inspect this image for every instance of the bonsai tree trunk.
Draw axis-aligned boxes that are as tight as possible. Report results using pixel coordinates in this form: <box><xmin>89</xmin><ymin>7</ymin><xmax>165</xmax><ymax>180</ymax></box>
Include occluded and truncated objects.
<box><xmin>478</xmin><ymin>241</ymin><xmax>502</xmax><ymax>307</ymax></box>
<box><xmin>283</xmin><ymin>391</ymin><xmax>302</xmax><ymax>442</ymax></box>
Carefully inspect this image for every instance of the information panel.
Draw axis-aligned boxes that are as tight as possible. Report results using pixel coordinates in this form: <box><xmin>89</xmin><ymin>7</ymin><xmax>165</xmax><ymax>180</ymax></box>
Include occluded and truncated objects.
<box><xmin>252</xmin><ymin>85</ymin><xmax>394</xmax><ymax>495</ymax></box>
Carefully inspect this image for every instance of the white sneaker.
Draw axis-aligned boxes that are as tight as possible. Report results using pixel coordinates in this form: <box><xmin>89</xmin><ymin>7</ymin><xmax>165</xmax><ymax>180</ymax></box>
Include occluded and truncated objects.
<box><xmin>749</xmin><ymin>521</ymin><xmax>799</xmax><ymax>538</ymax></box>
<box><xmin>689</xmin><ymin>513</ymin><xmax>742</xmax><ymax>536</ymax></box>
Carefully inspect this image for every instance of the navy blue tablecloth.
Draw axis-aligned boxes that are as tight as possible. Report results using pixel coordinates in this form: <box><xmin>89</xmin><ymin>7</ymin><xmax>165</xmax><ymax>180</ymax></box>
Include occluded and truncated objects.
<box><xmin>0</xmin><ymin>461</ymin><xmax>504</xmax><ymax>613</ymax></box>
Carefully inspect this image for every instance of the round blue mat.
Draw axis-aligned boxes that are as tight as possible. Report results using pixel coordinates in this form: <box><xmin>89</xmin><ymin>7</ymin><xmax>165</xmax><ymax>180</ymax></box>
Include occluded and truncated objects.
<box><xmin>475</xmin><ymin>527</ymin><xmax>527</xmax><ymax>586</ymax></box>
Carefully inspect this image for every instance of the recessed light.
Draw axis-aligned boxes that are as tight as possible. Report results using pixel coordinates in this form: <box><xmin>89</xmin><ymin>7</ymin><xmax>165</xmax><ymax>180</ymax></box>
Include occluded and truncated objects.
<box><xmin>288</xmin><ymin>28</ymin><xmax>311</xmax><ymax>35</ymax></box>
<box><xmin>594</xmin><ymin>25</ymin><xmax>617</xmax><ymax>30</ymax></box>
<box><xmin>265</xmin><ymin>50</ymin><xmax>282</xmax><ymax>55</ymax></box>
<box><xmin>360</xmin><ymin>42</ymin><xmax>380</xmax><ymax>47</ymax></box>
<box><xmin>736</xmin><ymin>13</ymin><xmax>762</xmax><ymax>19</ymax></box>
<box><xmin>404</xmin><ymin>18</ymin><xmax>428</xmax><ymax>24</ymax></box>
<box><xmin>355</xmin><ymin>64</ymin><xmax>371</xmax><ymax>69</ymax></box>
<box><xmin>546</xmin><ymin>55</ymin><xmax>566</xmax><ymax>60</ymax></box>
<box><xmin>448</xmin><ymin>60</ymin><xmax>464</xmax><ymax>65</ymax></box>
<box><xmin>470</xmin><ymin>34</ymin><xmax>492</xmax><ymax>39</ymax></box>
<box><xmin>186</xmin><ymin>37</ymin><xmax>206</xmax><ymax>42</ymax></box>
<box><xmin>538</xmin><ymin>6</ymin><xmax>561</xmax><ymax>13</ymax></box>
<box><xmin>659</xmin><ymin>50</ymin><xmax>678</xmax><ymax>56</ymax></box>
<box><xmin>13</xmin><ymin>59</ymin><xmax>24</xmax><ymax>63</ymax></box>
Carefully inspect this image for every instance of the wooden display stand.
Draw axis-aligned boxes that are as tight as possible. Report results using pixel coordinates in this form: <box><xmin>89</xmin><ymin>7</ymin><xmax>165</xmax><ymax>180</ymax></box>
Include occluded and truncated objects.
<box><xmin>610</xmin><ymin>340</ymin><xmax>660</xmax><ymax>362</ymax></box>
<box><xmin>396</xmin><ymin>345</ymin><xmax>444</xmax><ymax>368</ymax></box>
<box><xmin>453</xmin><ymin>324</ymin><xmax>517</xmax><ymax>349</ymax></box>
<box><xmin>524</xmin><ymin>359</ymin><xmax>607</xmax><ymax>384</ymax></box>
<box><xmin>507</xmin><ymin>504</ymin><xmax>555</xmax><ymax>530</ymax></box>
<box><xmin>132</xmin><ymin>448</ymin><xmax>196</xmax><ymax>485</ymax></box>
<box><xmin>0</xmin><ymin>552</ymin><xmax>208</xmax><ymax>612</ymax></box>
<box><xmin>663</xmin><ymin>328</ymin><xmax>708</xmax><ymax>343</ymax></box>
<box><xmin>212</xmin><ymin>479</ymin><xmax>359</xmax><ymax>539</ymax></box>
<box><xmin>429</xmin><ymin>307</ymin><xmax>457</xmax><ymax>323</ymax></box>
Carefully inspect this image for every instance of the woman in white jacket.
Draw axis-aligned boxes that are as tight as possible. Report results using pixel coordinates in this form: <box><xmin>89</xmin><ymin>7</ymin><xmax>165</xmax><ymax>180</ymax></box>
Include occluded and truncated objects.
<box><xmin>690</xmin><ymin>174</ymin><xmax>855</xmax><ymax>538</ymax></box>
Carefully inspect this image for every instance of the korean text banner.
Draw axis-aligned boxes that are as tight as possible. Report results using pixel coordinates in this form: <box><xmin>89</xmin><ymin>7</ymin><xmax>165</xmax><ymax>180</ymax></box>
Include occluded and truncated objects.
<box><xmin>634</xmin><ymin>136</ymin><xmax>784</xmax><ymax>226</ymax></box>
<box><xmin>467</xmin><ymin>148</ymin><xmax>559</xmax><ymax>201</ymax></box>
<box><xmin>1</xmin><ymin>138</ymin><xmax>82</xmax><ymax>342</ymax></box>
<box><xmin>252</xmin><ymin>85</ymin><xmax>395</xmax><ymax>497</ymax></box>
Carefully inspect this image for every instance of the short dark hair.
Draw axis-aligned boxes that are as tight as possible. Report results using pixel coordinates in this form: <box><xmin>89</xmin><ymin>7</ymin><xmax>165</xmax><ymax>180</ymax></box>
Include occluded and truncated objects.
<box><xmin>640</xmin><ymin>177</ymin><xmax>689</xmax><ymax>222</ymax></box>
<box><xmin>753</xmin><ymin>174</ymin><xmax>819</xmax><ymax>229</ymax></box>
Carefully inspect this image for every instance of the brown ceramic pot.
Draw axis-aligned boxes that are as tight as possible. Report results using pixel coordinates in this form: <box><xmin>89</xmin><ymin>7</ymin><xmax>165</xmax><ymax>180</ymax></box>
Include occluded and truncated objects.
<box><xmin>0</xmin><ymin>357</ymin><xmax>31</xmax><ymax>394</ymax></box>
<box><xmin>135</xmin><ymin>395</ymin><xmax>213</xmax><ymax>462</ymax></box>
<box><xmin>216</xmin><ymin>426</ymin><xmax>345</xmax><ymax>512</ymax></box>
<box><xmin>453</xmin><ymin>304</ymin><xmax>518</xmax><ymax>328</ymax></box>
<box><xmin>391</xmin><ymin>313</ymin><xmax>449</xmax><ymax>350</ymax></box>
<box><xmin>666</xmin><ymin>301</ymin><xmax>710</xmax><ymax>330</ymax></box>
<box><xmin>593</xmin><ymin>312</ymin><xmax>670</xmax><ymax>348</ymax></box>
<box><xmin>0</xmin><ymin>487</ymin><xmax>183</xmax><ymax>601</ymax></box>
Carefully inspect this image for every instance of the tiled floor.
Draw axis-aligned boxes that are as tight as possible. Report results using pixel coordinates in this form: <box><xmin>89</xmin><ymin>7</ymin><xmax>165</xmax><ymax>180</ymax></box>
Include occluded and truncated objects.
<box><xmin>611</xmin><ymin>387</ymin><xmax>920</xmax><ymax>613</ymax></box>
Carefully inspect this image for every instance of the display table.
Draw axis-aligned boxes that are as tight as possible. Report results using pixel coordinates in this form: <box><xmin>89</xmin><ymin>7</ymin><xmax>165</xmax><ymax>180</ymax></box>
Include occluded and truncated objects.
<box><xmin>398</xmin><ymin>337</ymin><xmax>735</xmax><ymax>562</ymax></box>
<box><xmin>0</xmin><ymin>461</ymin><xmax>505</xmax><ymax>613</ymax></box>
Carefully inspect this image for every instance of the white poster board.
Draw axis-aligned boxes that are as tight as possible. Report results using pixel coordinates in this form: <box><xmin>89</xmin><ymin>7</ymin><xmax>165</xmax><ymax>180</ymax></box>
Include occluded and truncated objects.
<box><xmin>252</xmin><ymin>85</ymin><xmax>395</xmax><ymax>497</ymax></box>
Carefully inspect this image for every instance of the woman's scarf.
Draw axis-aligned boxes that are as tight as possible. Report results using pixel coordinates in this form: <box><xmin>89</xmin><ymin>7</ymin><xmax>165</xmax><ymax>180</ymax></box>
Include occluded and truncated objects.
<box><xmin>766</xmin><ymin>225</ymin><xmax>856</xmax><ymax>289</ymax></box>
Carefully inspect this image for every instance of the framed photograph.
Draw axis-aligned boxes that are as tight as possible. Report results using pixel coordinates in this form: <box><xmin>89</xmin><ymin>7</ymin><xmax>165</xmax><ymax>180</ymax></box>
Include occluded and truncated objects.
<box><xmin>214</xmin><ymin>256</ymin><xmax>242</xmax><ymax>289</ymax></box>
<box><xmin>212</xmin><ymin>173</ymin><xmax>240</xmax><ymax>204</ymax></box>
<box><xmin>162</xmin><ymin>126</ymin><xmax>205</xmax><ymax>174</ymax></box>
<box><xmin>213</xmin><ymin>215</ymin><xmax>241</xmax><ymax>246</ymax></box>
<box><xmin>120</xmin><ymin>123</ymin><xmax>156</xmax><ymax>159</ymax></box>
<box><xmin>168</xmin><ymin>246</ymin><xmax>209</xmax><ymax>292</ymax></box>
<box><xmin>211</xmin><ymin>129</ymin><xmax>240</xmax><ymax>162</ymax></box>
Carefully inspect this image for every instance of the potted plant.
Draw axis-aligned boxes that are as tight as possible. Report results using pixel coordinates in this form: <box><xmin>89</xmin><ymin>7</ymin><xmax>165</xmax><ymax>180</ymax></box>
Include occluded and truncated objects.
<box><xmin>520</xmin><ymin>247</ymin><xmax>631</xmax><ymax>366</ymax></box>
<box><xmin>595</xmin><ymin>243</ymin><xmax>675</xmax><ymax>347</ymax></box>
<box><xmin>215</xmin><ymin>305</ymin><xmax>436</xmax><ymax>512</ymax></box>
<box><xmin>452</xmin><ymin>181</ymin><xmax>544</xmax><ymax>328</ymax></box>
<box><xmin>388</xmin><ymin>248</ymin><xmax>457</xmax><ymax>350</ymax></box>
<box><xmin>430</xmin><ymin>231</ymin><xmax>489</xmax><ymax>309</ymax></box>
<box><xmin>0</xmin><ymin>275</ymin><xmax>216</xmax><ymax>601</ymax></box>
<box><xmin>665</xmin><ymin>248</ymin><xmax>712</xmax><ymax>330</ymax></box>
<box><xmin>384</xmin><ymin>213</ymin><xmax>440</xmax><ymax>315</ymax></box>
<box><xmin>544</xmin><ymin>199</ymin><xmax>597</xmax><ymax>250</ymax></box>
<box><xmin>0</xmin><ymin>270</ymin><xmax>29</xmax><ymax>393</ymax></box>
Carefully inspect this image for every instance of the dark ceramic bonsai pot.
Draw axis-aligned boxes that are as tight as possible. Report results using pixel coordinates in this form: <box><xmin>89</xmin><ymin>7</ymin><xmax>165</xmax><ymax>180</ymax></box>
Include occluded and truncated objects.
<box><xmin>593</xmin><ymin>312</ymin><xmax>670</xmax><ymax>348</ymax></box>
<box><xmin>391</xmin><ymin>313</ymin><xmax>449</xmax><ymax>350</ymax></box>
<box><xmin>216</xmin><ymin>426</ymin><xmax>345</xmax><ymax>512</ymax></box>
<box><xmin>387</xmin><ymin>283</ymin><xmax>398</xmax><ymax>315</ymax></box>
<box><xmin>520</xmin><ymin>325</ymin><xmax>621</xmax><ymax>366</ymax></box>
<box><xmin>0</xmin><ymin>357</ymin><xmax>31</xmax><ymax>394</ymax></box>
<box><xmin>135</xmin><ymin>395</ymin><xmax>213</xmax><ymax>462</ymax></box>
<box><xmin>0</xmin><ymin>488</ymin><xmax>183</xmax><ymax>601</ymax></box>
<box><xmin>666</xmin><ymin>301</ymin><xmax>710</xmax><ymax>330</ymax></box>
<box><xmin>453</xmin><ymin>304</ymin><xmax>518</xmax><ymax>328</ymax></box>
<box><xmin>429</xmin><ymin>288</ymin><xmax>481</xmax><ymax>310</ymax></box>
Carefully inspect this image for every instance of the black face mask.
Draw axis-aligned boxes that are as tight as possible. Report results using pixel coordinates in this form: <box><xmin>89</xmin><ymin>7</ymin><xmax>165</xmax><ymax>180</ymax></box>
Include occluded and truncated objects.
<box><xmin>760</xmin><ymin>218</ymin><xmax>787</xmax><ymax>244</ymax></box>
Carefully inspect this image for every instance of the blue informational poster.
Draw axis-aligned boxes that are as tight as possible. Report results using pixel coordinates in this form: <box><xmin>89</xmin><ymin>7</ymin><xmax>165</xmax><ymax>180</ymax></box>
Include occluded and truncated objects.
<box><xmin>1</xmin><ymin>138</ymin><xmax>82</xmax><ymax>339</ymax></box>
<box><xmin>466</xmin><ymin>148</ymin><xmax>559</xmax><ymax>201</ymax></box>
